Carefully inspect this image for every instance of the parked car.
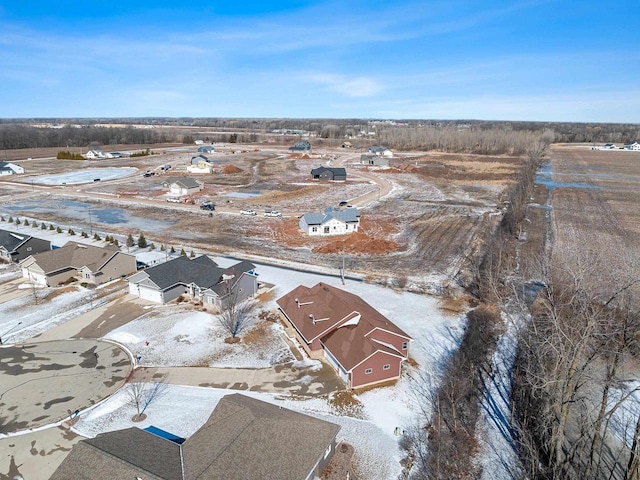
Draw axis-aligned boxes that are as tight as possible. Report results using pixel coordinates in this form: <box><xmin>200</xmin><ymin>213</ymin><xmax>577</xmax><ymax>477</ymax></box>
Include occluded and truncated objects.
<box><xmin>240</xmin><ymin>209</ymin><xmax>257</xmax><ymax>216</ymax></box>
<box><xmin>264</xmin><ymin>210</ymin><xmax>282</xmax><ymax>217</ymax></box>
<box><xmin>200</xmin><ymin>204</ymin><xmax>215</xmax><ymax>211</ymax></box>
<box><xmin>166</xmin><ymin>197</ymin><xmax>182</xmax><ymax>203</ymax></box>
<box><xmin>338</xmin><ymin>201</ymin><xmax>348</xmax><ymax>207</ymax></box>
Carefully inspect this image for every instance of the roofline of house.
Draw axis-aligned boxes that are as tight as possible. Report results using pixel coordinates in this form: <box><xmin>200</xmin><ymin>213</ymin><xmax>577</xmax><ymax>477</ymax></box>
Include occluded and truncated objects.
<box><xmin>347</xmin><ymin>349</ymin><xmax>406</xmax><ymax>372</ymax></box>
<box><xmin>365</xmin><ymin>326</ymin><xmax>413</xmax><ymax>341</ymax></box>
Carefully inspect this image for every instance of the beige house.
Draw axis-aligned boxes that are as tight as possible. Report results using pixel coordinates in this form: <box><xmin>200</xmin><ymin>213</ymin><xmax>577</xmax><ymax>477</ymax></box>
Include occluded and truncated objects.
<box><xmin>19</xmin><ymin>242</ymin><xmax>137</xmax><ymax>286</ymax></box>
<box><xmin>162</xmin><ymin>177</ymin><xmax>204</xmax><ymax>196</ymax></box>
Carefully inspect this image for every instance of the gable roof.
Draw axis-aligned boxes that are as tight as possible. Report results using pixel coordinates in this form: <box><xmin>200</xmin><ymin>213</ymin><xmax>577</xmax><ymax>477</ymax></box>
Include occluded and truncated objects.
<box><xmin>164</xmin><ymin>177</ymin><xmax>201</xmax><ymax>189</ymax></box>
<box><xmin>132</xmin><ymin>255</ymin><xmax>254</xmax><ymax>292</ymax></box>
<box><xmin>51</xmin><ymin>394</ymin><xmax>340</xmax><ymax>480</ymax></box>
<box><xmin>0</xmin><ymin>229</ymin><xmax>32</xmax><ymax>252</ymax></box>
<box><xmin>183</xmin><ymin>394</ymin><xmax>340</xmax><ymax>480</ymax></box>
<box><xmin>21</xmin><ymin>242</ymin><xmax>122</xmax><ymax>274</ymax></box>
<box><xmin>311</xmin><ymin>166</ymin><xmax>346</xmax><ymax>177</ymax></box>
<box><xmin>51</xmin><ymin>427</ymin><xmax>182</xmax><ymax>480</ymax></box>
<box><xmin>301</xmin><ymin>207</ymin><xmax>360</xmax><ymax>226</ymax></box>
<box><xmin>277</xmin><ymin>282</ymin><xmax>411</xmax><ymax>371</ymax></box>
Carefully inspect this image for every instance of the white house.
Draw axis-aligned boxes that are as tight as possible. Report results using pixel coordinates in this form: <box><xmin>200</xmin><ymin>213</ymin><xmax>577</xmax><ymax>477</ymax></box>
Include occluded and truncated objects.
<box><xmin>367</xmin><ymin>146</ymin><xmax>393</xmax><ymax>157</ymax></box>
<box><xmin>0</xmin><ymin>162</ymin><xmax>24</xmax><ymax>175</ymax></box>
<box><xmin>162</xmin><ymin>177</ymin><xmax>204</xmax><ymax>196</ymax></box>
<box><xmin>624</xmin><ymin>141</ymin><xmax>640</xmax><ymax>151</ymax></box>
<box><xmin>299</xmin><ymin>207</ymin><xmax>360</xmax><ymax>236</ymax></box>
<box><xmin>85</xmin><ymin>150</ymin><xmax>106</xmax><ymax>159</ymax></box>
<box><xmin>187</xmin><ymin>162</ymin><xmax>213</xmax><ymax>174</ymax></box>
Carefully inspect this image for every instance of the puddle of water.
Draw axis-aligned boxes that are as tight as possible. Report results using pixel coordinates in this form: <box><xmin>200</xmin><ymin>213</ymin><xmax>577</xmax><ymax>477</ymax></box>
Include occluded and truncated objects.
<box><xmin>223</xmin><ymin>191</ymin><xmax>262</xmax><ymax>199</ymax></box>
<box><xmin>535</xmin><ymin>162</ymin><xmax>604</xmax><ymax>190</ymax></box>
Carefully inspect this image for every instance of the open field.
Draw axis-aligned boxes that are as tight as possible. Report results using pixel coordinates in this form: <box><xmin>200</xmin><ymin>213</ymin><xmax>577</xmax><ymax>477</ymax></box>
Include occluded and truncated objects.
<box><xmin>0</xmin><ymin>144</ymin><xmax>521</xmax><ymax>291</ymax></box>
<box><xmin>545</xmin><ymin>145</ymin><xmax>640</xmax><ymax>299</ymax></box>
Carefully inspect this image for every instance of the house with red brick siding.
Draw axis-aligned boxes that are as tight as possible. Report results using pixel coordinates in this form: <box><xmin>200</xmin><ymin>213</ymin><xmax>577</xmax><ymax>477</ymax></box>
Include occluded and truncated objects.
<box><xmin>277</xmin><ymin>282</ymin><xmax>412</xmax><ymax>389</ymax></box>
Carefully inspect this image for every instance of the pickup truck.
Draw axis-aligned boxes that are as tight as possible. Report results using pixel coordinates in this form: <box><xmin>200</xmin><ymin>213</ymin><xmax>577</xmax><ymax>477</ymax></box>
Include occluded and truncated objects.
<box><xmin>166</xmin><ymin>197</ymin><xmax>182</xmax><ymax>203</ymax></box>
<box><xmin>200</xmin><ymin>203</ymin><xmax>215</xmax><ymax>211</ymax></box>
<box><xmin>240</xmin><ymin>209</ymin><xmax>257</xmax><ymax>216</ymax></box>
<box><xmin>264</xmin><ymin>210</ymin><xmax>282</xmax><ymax>217</ymax></box>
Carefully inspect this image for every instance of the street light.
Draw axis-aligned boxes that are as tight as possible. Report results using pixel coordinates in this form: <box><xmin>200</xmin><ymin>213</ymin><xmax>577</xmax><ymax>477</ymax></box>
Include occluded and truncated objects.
<box><xmin>0</xmin><ymin>321</ymin><xmax>22</xmax><ymax>345</ymax></box>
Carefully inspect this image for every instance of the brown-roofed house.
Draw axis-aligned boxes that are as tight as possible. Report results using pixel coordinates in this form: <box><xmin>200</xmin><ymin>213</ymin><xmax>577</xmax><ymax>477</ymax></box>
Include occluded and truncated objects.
<box><xmin>19</xmin><ymin>241</ymin><xmax>137</xmax><ymax>286</ymax></box>
<box><xmin>50</xmin><ymin>393</ymin><xmax>341</xmax><ymax>480</ymax></box>
<box><xmin>277</xmin><ymin>282</ymin><xmax>412</xmax><ymax>389</ymax></box>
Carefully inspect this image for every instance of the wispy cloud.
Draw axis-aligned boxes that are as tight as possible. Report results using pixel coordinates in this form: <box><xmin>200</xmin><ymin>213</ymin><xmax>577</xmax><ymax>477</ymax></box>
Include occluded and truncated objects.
<box><xmin>302</xmin><ymin>73</ymin><xmax>383</xmax><ymax>97</ymax></box>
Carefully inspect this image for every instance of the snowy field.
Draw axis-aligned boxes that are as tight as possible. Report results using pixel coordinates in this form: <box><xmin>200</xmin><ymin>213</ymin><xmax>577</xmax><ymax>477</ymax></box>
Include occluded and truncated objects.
<box><xmin>106</xmin><ymin>308</ymin><xmax>294</xmax><ymax>368</ymax></box>
<box><xmin>0</xmin><ymin>286</ymin><xmax>94</xmax><ymax>343</ymax></box>
<box><xmin>31</xmin><ymin>167</ymin><xmax>137</xmax><ymax>185</ymax></box>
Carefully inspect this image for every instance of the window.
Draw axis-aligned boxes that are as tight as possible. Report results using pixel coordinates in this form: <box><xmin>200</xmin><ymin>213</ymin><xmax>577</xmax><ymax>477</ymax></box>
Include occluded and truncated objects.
<box><xmin>402</xmin><ymin>342</ymin><xmax>408</xmax><ymax>350</ymax></box>
<box><xmin>84</xmin><ymin>273</ymin><xmax>90</xmax><ymax>279</ymax></box>
<box><xmin>312</xmin><ymin>227</ymin><xmax>317</xmax><ymax>232</ymax></box>
<box><xmin>383</xmin><ymin>364</ymin><xmax>390</xmax><ymax>370</ymax></box>
<box><xmin>324</xmin><ymin>226</ymin><xmax>330</xmax><ymax>233</ymax></box>
<box><xmin>365</xmin><ymin>368</ymin><xmax>373</xmax><ymax>375</ymax></box>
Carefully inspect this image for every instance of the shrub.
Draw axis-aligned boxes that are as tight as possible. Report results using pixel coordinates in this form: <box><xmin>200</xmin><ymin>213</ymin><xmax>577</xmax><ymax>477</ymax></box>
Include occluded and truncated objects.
<box><xmin>49</xmin><ymin>224</ymin><xmax>55</xmax><ymax>230</ymax></box>
<box><xmin>137</xmin><ymin>233</ymin><xmax>147</xmax><ymax>249</ymax></box>
<box><xmin>93</xmin><ymin>233</ymin><xmax>101</xmax><ymax>240</ymax></box>
<box><xmin>8</xmin><ymin>216</ymin><xmax>13</xmax><ymax>223</ymax></box>
<box><xmin>56</xmin><ymin>226</ymin><xmax>62</xmax><ymax>233</ymax></box>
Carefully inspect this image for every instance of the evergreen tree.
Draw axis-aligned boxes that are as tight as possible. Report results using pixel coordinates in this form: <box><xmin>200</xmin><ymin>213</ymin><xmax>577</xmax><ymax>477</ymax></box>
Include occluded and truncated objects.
<box><xmin>56</xmin><ymin>226</ymin><xmax>62</xmax><ymax>233</ymax></box>
<box><xmin>68</xmin><ymin>228</ymin><xmax>75</xmax><ymax>235</ymax></box>
<box><xmin>93</xmin><ymin>233</ymin><xmax>101</xmax><ymax>241</ymax></box>
<box><xmin>189</xmin><ymin>250</ymin><xmax>195</xmax><ymax>258</ymax></box>
<box><xmin>41</xmin><ymin>222</ymin><xmax>46</xmax><ymax>229</ymax></box>
<box><xmin>112</xmin><ymin>238</ymin><xmax>119</xmax><ymax>246</ymax></box>
<box><xmin>15</xmin><ymin>218</ymin><xmax>20</xmax><ymax>225</ymax></box>
<box><xmin>137</xmin><ymin>233</ymin><xmax>147</xmax><ymax>249</ymax></box>
<box><xmin>180</xmin><ymin>248</ymin><xmax>186</xmax><ymax>256</ymax></box>
<box><xmin>170</xmin><ymin>246</ymin><xmax>175</xmax><ymax>254</ymax></box>
<box><xmin>149</xmin><ymin>243</ymin><xmax>155</xmax><ymax>250</ymax></box>
<box><xmin>160</xmin><ymin>244</ymin><xmax>165</xmax><ymax>252</ymax></box>
<box><xmin>81</xmin><ymin>231</ymin><xmax>88</xmax><ymax>238</ymax></box>
<box><xmin>49</xmin><ymin>224</ymin><xmax>55</xmax><ymax>230</ymax></box>
<box><xmin>8</xmin><ymin>216</ymin><xmax>13</xmax><ymax>223</ymax></box>
<box><xmin>126</xmin><ymin>233</ymin><xmax>134</xmax><ymax>248</ymax></box>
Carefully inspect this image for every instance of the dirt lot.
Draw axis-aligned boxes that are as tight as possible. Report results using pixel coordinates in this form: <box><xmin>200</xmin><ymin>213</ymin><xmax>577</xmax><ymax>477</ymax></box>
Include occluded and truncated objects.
<box><xmin>0</xmin><ymin>144</ymin><xmax>522</xmax><ymax>290</ymax></box>
<box><xmin>544</xmin><ymin>145</ymin><xmax>640</xmax><ymax>297</ymax></box>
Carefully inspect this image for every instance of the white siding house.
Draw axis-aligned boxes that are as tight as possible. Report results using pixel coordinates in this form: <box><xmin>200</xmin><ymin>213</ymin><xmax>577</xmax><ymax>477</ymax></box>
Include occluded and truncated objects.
<box><xmin>299</xmin><ymin>207</ymin><xmax>360</xmax><ymax>236</ymax></box>
<box><xmin>0</xmin><ymin>162</ymin><xmax>24</xmax><ymax>175</ymax></box>
<box><xmin>624</xmin><ymin>141</ymin><xmax>640</xmax><ymax>151</ymax></box>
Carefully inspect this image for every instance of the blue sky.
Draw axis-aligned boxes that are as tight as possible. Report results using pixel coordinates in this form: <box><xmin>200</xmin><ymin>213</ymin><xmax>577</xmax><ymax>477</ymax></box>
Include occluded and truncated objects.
<box><xmin>0</xmin><ymin>1</ymin><xmax>638</xmax><ymax>121</ymax></box>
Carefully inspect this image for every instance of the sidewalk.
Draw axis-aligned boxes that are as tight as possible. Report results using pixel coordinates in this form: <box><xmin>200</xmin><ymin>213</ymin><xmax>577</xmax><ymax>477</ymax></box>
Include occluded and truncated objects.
<box><xmin>131</xmin><ymin>359</ymin><xmax>344</xmax><ymax>397</ymax></box>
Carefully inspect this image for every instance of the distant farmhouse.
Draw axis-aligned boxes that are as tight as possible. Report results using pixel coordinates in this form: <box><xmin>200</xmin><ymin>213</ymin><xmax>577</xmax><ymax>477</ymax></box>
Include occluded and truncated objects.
<box><xmin>0</xmin><ymin>162</ymin><xmax>25</xmax><ymax>175</ymax></box>
<box><xmin>20</xmin><ymin>242</ymin><xmax>137</xmax><ymax>287</ymax></box>
<box><xmin>127</xmin><ymin>254</ymin><xmax>257</xmax><ymax>308</ymax></box>
<box><xmin>360</xmin><ymin>154</ymin><xmax>390</xmax><ymax>167</ymax></box>
<box><xmin>299</xmin><ymin>207</ymin><xmax>360</xmax><ymax>236</ymax></box>
<box><xmin>289</xmin><ymin>140</ymin><xmax>312</xmax><ymax>153</ymax></box>
<box><xmin>367</xmin><ymin>146</ymin><xmax>393</xmax><ymax>157</ymax></box>
<box><xmin>311</xmin><ymin>166</ymin><xmax>347</xmax><ymax>181</ymax></box>
<box><xmin>51</xmin><ymin>394</ymin><xmax>341</xmax><ymax>480</ymax></box>
<box><xmin>0</xmin><ymin>230</ymin><xmax>50</xmax><ymax>263</ymax></box>
<box><xmin>162</xmin><ymin>177</ymin><xmax>204</xmax><ymax>196</ymax></box>
<box><xmin>277</xmin><ymin>282</ymin><xmax>412</xmax><ymax>389</ymax></box>
<box><xmin>624</xmin><ymin>141</ymin><xmax>640</xmax><ymax>151</ymax></box>
<box><xmin>85</xmin><ymin>150</ymin><xmax>106</xmax><ymax>159</ymax></box>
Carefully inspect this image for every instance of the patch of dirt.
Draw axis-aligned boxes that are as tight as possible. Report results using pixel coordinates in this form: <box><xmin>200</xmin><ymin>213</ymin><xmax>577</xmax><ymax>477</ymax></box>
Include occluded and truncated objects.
<box><xmin>221</xmin><ymin>164</ymin><xmax>243</xmax><ymax>174</ymax></box>
<box><xmin>43</xmin><ymin>286</ymin><xmax>78</xmax><ymax>302</ymax></box>
<box><xmin>327</xmin><ymin>390</ymin><xmax>366</xmax><ymax>419</ymax></box>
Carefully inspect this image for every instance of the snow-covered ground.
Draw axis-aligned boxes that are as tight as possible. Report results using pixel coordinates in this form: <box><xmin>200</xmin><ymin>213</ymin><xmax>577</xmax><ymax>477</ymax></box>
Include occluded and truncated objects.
<box><xmin>77</xmin><ymin>260</ymin><xmax>464</xmax><ymax>478</ymax></box>
<box><xmin>0</xmin><ymin>286</ymin><xmax>94</xmax><ymax>343</ymax></box>
<box><xmin>31</xmin><ymin>167</ymin><xmax>137</xmax><ymax>185</ymax></box>
<box><xmin>106</xmin><ymin>308</ymin><xmax>294</xmax><ymax>368</ymax></box>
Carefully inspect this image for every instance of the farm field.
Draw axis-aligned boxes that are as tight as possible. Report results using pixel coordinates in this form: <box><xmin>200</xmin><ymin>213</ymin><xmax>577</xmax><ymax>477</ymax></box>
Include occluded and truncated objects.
<box><xmin>544</xmin><ymin>145</ymin><xmax>640</xmax><ymax>299</ymax></box>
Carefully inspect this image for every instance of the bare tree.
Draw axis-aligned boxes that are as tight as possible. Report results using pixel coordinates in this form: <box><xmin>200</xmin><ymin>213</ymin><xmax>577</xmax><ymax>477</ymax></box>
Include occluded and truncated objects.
<box><xmin>217</xmin><ymin>276</ymin><xmax>257</xmax><ymax>339</ymax></box>
<box><xmin>125</xmin><ymin>378</ymin><xmax>168</xmax><ymax>422</ymax></box>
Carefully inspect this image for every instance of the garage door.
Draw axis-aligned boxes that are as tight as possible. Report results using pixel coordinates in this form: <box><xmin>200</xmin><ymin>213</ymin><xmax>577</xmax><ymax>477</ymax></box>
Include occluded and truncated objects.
<box><xmin>137</xmin><ymin>286</ymin><xmax>164</xmax><ymax>303</ymax></box>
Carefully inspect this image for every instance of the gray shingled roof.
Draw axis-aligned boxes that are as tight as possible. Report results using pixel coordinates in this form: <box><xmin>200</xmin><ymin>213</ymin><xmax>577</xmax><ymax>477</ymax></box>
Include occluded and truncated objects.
<box><xmin>22</xmin><ymin>242</ymin><xmax>120</xmax><ymax>273</ymax></box>
<box><xmin>165</xmin><ymin>177</ymin><xmax>201</xmax><ymax>189</ymax></box>
<box><xmin>301</xmin><ymin>207</ymin><xmax>360</xmax><ymax>226</ymax></box>
<box><xmin>311</xmin><ymin>166</ymin><xmax>346</xmax><ymax>177</ymax></box>
<box><xmin>51</xmin><ymin>394</ymin><xmax>340</xmax><ymax>480</ymax></box>
<box><xmin>183</xmin><ymin>394</ymin><xmax>340</xmax><ymax>480</ymax></box>
<box><xmin>140</xmin><ymin>255</ymin><xmax>254</xmax><ymax>292</ymax></box>
<box><xmin>0</xmin><ymin>229</ymin><xmax>30</xmax><ymax>252</ymax></box>
<box><xmin>50</xmin><ymin>427</ymin><xmax>182</xmax><ymax>480</ymax></box>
